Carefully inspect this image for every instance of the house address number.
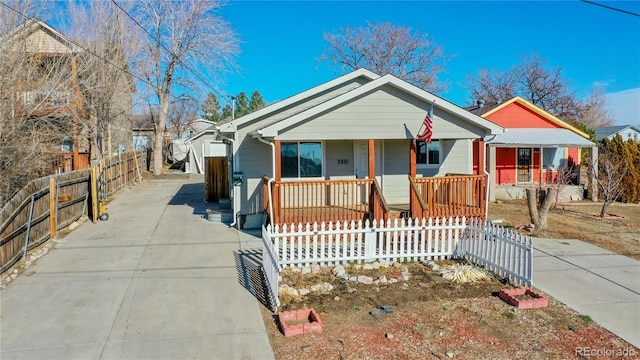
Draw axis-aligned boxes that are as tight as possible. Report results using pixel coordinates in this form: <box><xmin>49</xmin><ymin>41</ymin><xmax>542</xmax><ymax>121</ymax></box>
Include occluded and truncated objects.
<box><xmin>337</xmin><ymin>158</ymin><xmax>349</xmax><ymax>164</ymax></box>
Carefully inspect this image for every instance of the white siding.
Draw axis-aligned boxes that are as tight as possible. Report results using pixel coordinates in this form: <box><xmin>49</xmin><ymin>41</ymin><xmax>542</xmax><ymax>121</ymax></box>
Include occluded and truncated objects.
<box><xmin>278</xmin><ymin>85</ymin><xmax>486</xmax><ymax>141</ymax></box>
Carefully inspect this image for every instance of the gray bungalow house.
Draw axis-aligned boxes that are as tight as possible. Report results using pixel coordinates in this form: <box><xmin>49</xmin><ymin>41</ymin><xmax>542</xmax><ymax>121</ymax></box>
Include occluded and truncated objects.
<box><xmin>216</xmin><ymin>69</ymin><xmax>504</xmax><ymax>228</ymax></box>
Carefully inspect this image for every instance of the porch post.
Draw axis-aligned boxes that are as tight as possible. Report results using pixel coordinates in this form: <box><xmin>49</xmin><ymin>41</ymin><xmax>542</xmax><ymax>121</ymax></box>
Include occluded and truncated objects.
<box><xmin>488</xmin><ymin>145</ymin><xmax>497</xmax><ymax>201</ymax></box>
<box><xmin>539</xmin><ymin>146</ymin><xmax>543</xmax><ymax>185</ymax></box>
<box><xmin>368</xmin><ymin>139</ymin><xmax>375</xmax><ymax>179</ymax></box>
<box><xmin>274</xmin><ymin>140</ymin><xmax>281</xmax><ymax>181</ymax></box>
<box><xmin>477</xmin><ymin>139</ymin><xmax>485</xmax><ymax>176</ymax></box>
<box><xmin>588</xmin><ymin>146</ymin><xmax>598</xmax><ymax>201</ymax></box>
<box><xmin>409</xmin><ymin>140</ymin><xmax>416</xmax><ymax>177</ymax></box>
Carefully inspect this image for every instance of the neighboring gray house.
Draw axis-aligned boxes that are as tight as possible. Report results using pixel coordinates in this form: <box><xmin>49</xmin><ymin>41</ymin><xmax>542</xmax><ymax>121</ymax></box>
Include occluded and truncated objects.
<box><xmin>595</xmin><ymin>125</ymin><xmax>640</xmax><ymax>142</ymax></box>
<box><xmin>216</xmin><ymin>69</ymin><xmax>504</xmax><ymax>228</ymax></box>
<box><xmin>184</xmin><ymin>126</ymin><xmax>227</xmax><ymax>174</ymax></box>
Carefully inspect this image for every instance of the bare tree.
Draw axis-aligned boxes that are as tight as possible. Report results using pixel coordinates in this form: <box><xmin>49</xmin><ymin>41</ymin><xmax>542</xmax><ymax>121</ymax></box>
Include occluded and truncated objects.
<box><xmin>549</xmin><ymin>166</ymin><xmax>577</xmax><ymax>209</ymax></box>
<box><xmin>589</xmin><ymin>150</ymin><xmax>628</xmax><ymax>218</ymax></box>
<box><xmin>526</xmin><ymin>187</ymin><xmax>557</xmax><ymax>231</ymax></box>
<box><xmin>580</xmin><ymin>86</ymin><xmax>615</xmax><ymax>128</ymax></box>
<box><xmin>467</xmin><ymin>53</ymin><xmax>613</xmax><ymax>127</ymax></box>
<box><xmin>320</xmin><ymin>22</ymin><xmax>450</xmax><ymax>93</ymax></box>
<box><xmin>166</xmin><ymin>97</ymin><xmax>199</xmax><ymax>140</ymax></box>
<box><xmin>66</xmin><ymin>0</ymin><xmax>138</xmax><ymax>159</ymax></box>
<box><xmin>0</xmin><ymin>4</ymin><xmax>84</xmax><ymax>206</ymax></box>
<box><xmin>129</xmin><ymin>0</ymin><xmax>239</xmax><ymax>175</ymax></box>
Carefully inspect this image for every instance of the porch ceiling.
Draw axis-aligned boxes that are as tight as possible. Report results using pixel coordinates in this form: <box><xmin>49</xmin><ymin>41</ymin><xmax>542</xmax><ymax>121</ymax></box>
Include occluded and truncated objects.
<box><xmin>485</xmin><ymin>128</ymin><xmax>595</xmax><ymax>147</ymax></box>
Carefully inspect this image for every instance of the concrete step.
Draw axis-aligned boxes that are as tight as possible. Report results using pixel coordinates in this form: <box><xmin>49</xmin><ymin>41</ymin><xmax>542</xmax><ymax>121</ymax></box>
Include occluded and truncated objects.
<box><xmin>205</xmin><ymin>208</ymin><xmax>233</xmax><ymax>223</ymax></box>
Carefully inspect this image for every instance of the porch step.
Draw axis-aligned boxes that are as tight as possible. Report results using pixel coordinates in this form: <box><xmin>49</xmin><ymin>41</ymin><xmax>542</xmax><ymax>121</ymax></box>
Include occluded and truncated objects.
<box><xmin>206</xmin><ymin>203</ymin><xmax>233</xmax><ymax>223</ymax></box>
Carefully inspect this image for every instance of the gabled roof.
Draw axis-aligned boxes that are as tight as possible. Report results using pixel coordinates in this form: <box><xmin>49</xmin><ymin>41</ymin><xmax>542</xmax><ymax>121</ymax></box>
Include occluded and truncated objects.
<box><xmin>216</xmin><ymin>68</ymin><xmax>380</xmax><ymax>133</ymax></box>
<box><xmin>470</xmin><ymin>96</ymin><xmax>590</xmax><ymax>139</ymax></box>
<box><xmin>253</xmin><ymin>73</ymin><xmax>504</xmax><ymax>138</ymax></box>
<box><xmin>595</xmin><ymin>125</ymin><xmax>640</xmax><ymax>141</ymax></box>
<box><xmin>1</xmin><ymin>18</ymin><xmax>83</xmax><ymax>53</ymax></box>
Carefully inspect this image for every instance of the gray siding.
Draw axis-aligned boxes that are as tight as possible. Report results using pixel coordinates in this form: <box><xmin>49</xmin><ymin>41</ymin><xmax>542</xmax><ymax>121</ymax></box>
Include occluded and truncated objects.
<box><xmin>325</xmin><ymin>140</ymin><xmax>355</xmax><ymax>179</ymax></box>
<box><xmin>383</xmin><ymin>140</ymin><xmax>410</xmax><ymax>204</ymax></box>
<box><xmin>278</xmin><ymin>85</ymin><xmax>486</xmax><ymax>141</ymax></box>
<box><xmin>236</xmin><ymin>131</ymin><xmax>272</xmax><ymax>214</ymax></box>
<box><xmin>239</xmin><ymin>79</ymin><xmax>368</xmax><ymax>136</ymax></box>
<box><xmin>416</xmin><ymin>139</ymin><xmax>472</xmax><ymax>177</ymax></box>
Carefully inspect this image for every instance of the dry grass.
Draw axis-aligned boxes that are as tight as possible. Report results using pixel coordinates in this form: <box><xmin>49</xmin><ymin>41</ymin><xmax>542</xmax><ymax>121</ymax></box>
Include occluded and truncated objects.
<box><xmin>488</xmin><ymin>200</ymin><xmax>640</xmax><ymax>260</ymax></box>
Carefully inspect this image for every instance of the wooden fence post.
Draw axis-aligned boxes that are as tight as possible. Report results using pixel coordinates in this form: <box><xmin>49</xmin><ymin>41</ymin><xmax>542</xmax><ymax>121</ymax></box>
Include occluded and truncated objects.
<box><xmin>90</xmin><ymin>166</ymin><xmax>99</xmax><ymax>223</ymax></box>
<box><xmin>49</xmin><ymin>177</ymin><xmax>57</xmax><ymax>239</ymax></box>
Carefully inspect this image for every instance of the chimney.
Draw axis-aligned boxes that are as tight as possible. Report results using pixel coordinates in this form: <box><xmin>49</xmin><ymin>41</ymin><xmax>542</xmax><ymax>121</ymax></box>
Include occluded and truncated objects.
<box><xmin>477</xmin><ymin>99</ymin><xmax>485</xmax><ymax>108</ymax></box>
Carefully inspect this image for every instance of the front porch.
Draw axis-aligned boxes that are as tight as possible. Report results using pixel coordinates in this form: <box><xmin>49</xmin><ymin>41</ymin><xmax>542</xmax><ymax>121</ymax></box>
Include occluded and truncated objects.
<box><xmin>263</xmin><ymin>174</ymin><xmax>486</xmax><ymax>226</ymax></box>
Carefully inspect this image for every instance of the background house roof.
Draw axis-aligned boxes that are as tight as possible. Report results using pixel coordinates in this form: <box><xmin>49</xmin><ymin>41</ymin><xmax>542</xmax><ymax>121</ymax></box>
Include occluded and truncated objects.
<box><xmin>485</xmin><ymin>128</ymin><xmax>595</xmax><ymax>147</ymax></box>
<box><xmin>465</xmin><ymin>96</ymin><xmax>590</xmax><ymax>139</ymax></box>
<box><xmin>595</xmin><ymin>125</ymin><xmax>640</xmax><ymax>141</ymax></box>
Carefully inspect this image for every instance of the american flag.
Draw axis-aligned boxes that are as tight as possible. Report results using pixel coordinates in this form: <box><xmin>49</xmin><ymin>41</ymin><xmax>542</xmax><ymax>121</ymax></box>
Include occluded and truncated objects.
<box><xmin>417</xmin><ymin>103</ymin><xmax>434</xmax><ymax>143</ymax></box>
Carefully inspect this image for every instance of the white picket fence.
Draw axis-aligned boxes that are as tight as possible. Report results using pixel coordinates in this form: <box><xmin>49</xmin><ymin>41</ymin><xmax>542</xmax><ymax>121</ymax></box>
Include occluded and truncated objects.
<box><xmin>261</xmin><ymin>226</ymin><xmax>281</xmax><ymax>309</ymax></box>
<box><xmin>266</xmin><ymin>217</ymin><xmax>467</xmax><ymax>268</ymax></box>
<box><xmin>262</xmin><ymin>215</ymin><xmax>534</xmax><ymax>284</ymax></box>
<box><xmin>462</xmin><ymin>218</ymin><xmax>533</xmax><ymax>287</ymax></box>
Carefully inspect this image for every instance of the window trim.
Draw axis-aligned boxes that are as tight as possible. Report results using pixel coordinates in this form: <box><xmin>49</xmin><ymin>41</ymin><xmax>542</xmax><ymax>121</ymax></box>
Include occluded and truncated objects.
<box><xmin>416</xmin><ymin>139</ymin><xmax>442</xmax><ymax>168</ymax></box>
<box><xmin>280</xmin><ymin>141</ymin><xmax>324</xmax><ymax>180</ymax></box>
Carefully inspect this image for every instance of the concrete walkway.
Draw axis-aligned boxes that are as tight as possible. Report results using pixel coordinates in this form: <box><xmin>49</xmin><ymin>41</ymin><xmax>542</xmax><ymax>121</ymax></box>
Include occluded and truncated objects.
<box><xmin>533</xmin><ymin>238</ymin><xmax>640</xmax><ymax>349</ymax></box>
<box><xmin>1</xmin><ymin>175</ymin><xmax>274</xmax><ymax>360</ymax></box>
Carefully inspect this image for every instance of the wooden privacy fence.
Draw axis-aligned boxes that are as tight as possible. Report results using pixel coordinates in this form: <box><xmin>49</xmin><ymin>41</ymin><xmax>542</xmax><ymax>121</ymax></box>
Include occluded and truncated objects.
<box><xmin>97</xmin><ymin>151</ymin><xmax>143</xmax><ymax>201</ymax></box>
<box><xmin>0</xmin><ymin>151</ymin><xmax>143</xmax><ymax>273</ymax></box>
<box><xmin>205</xmin><ymin>156</ymin><xmax>229</xmax><ymax>202</ymax></box>
<box><xmin>263</xmin><ymin>216</ymin><xmax>534</xmax><ymax>290</ymax></box>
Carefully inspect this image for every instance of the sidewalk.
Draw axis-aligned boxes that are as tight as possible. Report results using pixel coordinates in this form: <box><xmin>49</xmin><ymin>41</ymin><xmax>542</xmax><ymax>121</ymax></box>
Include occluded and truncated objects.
<box><xmin>533</xmin><ymin>238</ymin><xmax>640</xmax><ymax>349</ymax></box>
<box><xmin>0</xmin><ymin>175</ymin><xmax>274</xmax><ymax>359</ymax></box>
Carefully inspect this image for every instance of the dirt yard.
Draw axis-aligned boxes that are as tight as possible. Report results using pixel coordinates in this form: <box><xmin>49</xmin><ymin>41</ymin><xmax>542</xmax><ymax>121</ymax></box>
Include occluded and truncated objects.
<box><xmin>260</xmin><ymin>200</ymin><xmax>640</xmax><ymax>359</ymax></box>
<box><xmin>489</xmin><ymin>200</ymin><xmax>640</xmax><ymax>260</ymax></box>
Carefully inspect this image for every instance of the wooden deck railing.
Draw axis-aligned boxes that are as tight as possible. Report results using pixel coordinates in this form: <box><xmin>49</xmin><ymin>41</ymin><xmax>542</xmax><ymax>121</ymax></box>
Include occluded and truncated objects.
<box><xmin>410</xmin><ymin>174</ymin><xmax>487</xmax><ymax>219</ymax></box>
<box><xmin>264</xmin><ymin>178</ymin><xmax>389</xmax><ymax>226</ymax></box>
<box><xmin>49</xmin><ymin>152</ymin><xmax>90</xmax><ymax>173</ymax></box>
<box><xmin>370</xmin><ymin>178</ymin><xmax>389</xmax><ymax>223</ymax></box>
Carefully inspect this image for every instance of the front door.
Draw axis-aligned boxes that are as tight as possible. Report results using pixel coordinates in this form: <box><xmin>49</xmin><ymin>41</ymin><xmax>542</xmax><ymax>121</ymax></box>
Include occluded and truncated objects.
<box><xmin>353</xmin><ymin>140</ymin><xmax>383</xmax><ymax>184</ymax></box>
<box><xmin>517</xmin><ymin>148</ymin><xmax>532</xmax><ymax>183</ymax></box>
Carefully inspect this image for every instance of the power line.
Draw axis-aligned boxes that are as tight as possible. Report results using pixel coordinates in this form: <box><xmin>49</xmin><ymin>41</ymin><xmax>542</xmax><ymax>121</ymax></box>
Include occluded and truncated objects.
<box><xmin>109</xmin><ymin>0</ymin><xmax>233</xmax><ymax>104</ymax></box>
<box><xmin>0</xmin><ymin>0</ymin><xmax>189</xmax><ymax>104</ymax></box>
<box><xmin>580</xmin><ymin>0</ymin><xmax>640</xmax><ymax>17</ymax></box>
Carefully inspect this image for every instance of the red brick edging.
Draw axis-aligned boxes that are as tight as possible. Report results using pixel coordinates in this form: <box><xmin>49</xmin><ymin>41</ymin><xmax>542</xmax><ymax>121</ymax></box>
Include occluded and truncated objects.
<box><xmin>278</xmin><ymin>308</ymin><xmax>323</xmax><ymax>337</ymax></box>
<box><xmin>499</xmin><ymin>288</ymin><xmax>548</xmax><ymax>309</ymax></box>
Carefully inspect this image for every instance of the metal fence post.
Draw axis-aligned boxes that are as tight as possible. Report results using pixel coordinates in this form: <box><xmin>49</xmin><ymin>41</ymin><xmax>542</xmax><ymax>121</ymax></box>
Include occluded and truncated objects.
<box><xmin>22</xmin><ymin>194</ymin><xmax>36</xmax><ymax>260</ymax></box>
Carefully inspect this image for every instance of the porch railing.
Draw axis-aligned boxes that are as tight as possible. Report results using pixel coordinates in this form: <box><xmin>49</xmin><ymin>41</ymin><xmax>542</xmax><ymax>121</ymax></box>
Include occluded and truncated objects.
<box><xmin>263</xmin><ymin>178</ymin><xmax>388</xmax><ymax>226</ymax></box>
<box><xmin>410</xmin><ymin>174</ymin><xmax>487</xmax><ymax>219</ymax></box>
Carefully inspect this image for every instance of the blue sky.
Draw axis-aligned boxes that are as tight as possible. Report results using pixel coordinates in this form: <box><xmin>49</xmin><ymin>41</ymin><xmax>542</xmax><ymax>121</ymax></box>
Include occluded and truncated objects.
<box><xmin>216</xmin><ymin>1</ymin><xmax>640</xmax><ymax>125</ymax></box>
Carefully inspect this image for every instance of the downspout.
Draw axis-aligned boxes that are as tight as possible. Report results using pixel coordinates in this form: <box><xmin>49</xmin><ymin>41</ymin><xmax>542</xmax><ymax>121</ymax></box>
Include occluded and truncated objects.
<box><xmin>256</xmin><ymin>133</ymin><xmax>275</xmax><ymax>228</ymax></box>
<box><xmin>216</xmin><ymin>126</ymin><xmax>238</xmax><ymax>227</ymax></box>
<box><xmin>484</xmin><ymin>135</ymin><xmax>497</xmax><ymax>219</ymax></box>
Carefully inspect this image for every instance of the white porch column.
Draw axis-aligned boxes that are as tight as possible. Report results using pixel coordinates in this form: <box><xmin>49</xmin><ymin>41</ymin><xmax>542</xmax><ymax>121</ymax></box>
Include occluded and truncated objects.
<box><xmin>488</xmin><ymin>145</ymin><xmax>497</xmax><ymax>202</ymax></box>
<box><xmin>588</xmin><ymin>146</ymin><xmax>598</xmax><ymax>201</ymax></box>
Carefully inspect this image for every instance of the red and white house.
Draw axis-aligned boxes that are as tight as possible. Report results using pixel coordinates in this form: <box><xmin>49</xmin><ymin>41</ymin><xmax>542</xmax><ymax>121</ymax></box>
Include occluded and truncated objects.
<box><xmin>466</xmin><ymin>96</ymin><xmax>597</xmax><ymax>201</ymax></box>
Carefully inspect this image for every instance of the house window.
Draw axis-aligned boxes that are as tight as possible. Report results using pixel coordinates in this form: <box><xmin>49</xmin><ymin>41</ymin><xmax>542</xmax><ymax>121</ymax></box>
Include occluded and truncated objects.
<box><xmin>281</xmin><ymin>142</ymin><xmax>322</xmax><ymax>178</ymax></box>
<box><xmin>416</xmin><ymin>140</ymin><xmax>440</xmax><ymax>166</ymax></box>
<box><xmin>543</xmin><ymin>147</ymin><xmax>565</xmax><ymax>169</ymax></box>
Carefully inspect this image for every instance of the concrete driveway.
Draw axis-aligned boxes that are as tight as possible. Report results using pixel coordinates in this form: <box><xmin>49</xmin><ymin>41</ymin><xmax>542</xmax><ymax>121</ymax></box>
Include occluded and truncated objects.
<box><xmin>533</xmin><ymin>238</ymin><xmax>640</xmax><ymax>349</ymax></box>
<box><xmin>0</xmin><ymin>175</ymin><xmax>274</xmax><ymax>360</ymax></box>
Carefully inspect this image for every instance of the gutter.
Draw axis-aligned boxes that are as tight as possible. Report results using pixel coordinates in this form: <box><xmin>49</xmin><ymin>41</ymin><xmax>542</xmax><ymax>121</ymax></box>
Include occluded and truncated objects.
<box><xmin>256</xmin><ymin>131</ymin><xmax>275</xmax><ymax>228</ymax></box>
